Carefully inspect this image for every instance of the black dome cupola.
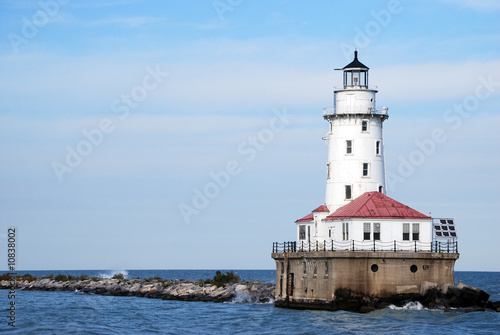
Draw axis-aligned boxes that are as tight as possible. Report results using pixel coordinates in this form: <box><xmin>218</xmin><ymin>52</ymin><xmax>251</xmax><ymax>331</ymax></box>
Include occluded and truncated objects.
<box><xmin>342</xmin><ymin>51</ymin><xmax>369</xmax><ymax>88</ymax></box>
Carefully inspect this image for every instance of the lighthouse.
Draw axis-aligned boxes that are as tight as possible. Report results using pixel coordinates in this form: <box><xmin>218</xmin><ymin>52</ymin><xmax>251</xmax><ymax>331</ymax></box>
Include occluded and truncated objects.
<box><xmin>271</xmin><ymin>51</ymin><xmax>459</xmax><ymax>311</ymax></box>
<box><xmin>324</xmin><ymin>50</ymin><xmax>388</xmax><ymax>212</ymax></box>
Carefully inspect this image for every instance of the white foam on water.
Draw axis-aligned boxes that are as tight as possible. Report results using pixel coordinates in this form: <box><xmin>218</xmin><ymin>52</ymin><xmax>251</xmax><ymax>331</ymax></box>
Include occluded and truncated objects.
<box><xmin>99</xmin><ymin>270</ymin><xmax>129</xmax><ymax>279</ymax></box>
<box><xmin>230</xmin><ymin>290</ymin><xmax>275</xmax><ymax>304</ymax></box>
<box><xmin>388</xmin><ymin>301</ymin><xmax>424</xmax><ymax>310</ymax></box>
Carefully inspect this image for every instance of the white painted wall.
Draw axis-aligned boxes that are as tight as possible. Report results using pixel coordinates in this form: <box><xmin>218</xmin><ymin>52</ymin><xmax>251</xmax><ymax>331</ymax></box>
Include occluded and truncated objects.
<box><xmin>314</xmin><ymin>211</ymin><xmax>329</xmax><ymax>241</ymax></box>
<box><xmin>324</xmin><ymin>112</ymin><xmax>387</xmax><ymax>212</ymax></box>
<box><xmin>296</xmin><ymin>222</ymin><xmax>313</xmax><ymax>242</ymax></box>
<box><xmin>334</xmin><ymin>89</ymin><xmax>377</xmax><ymax>114</ymax></box>
<box><xmin>296</xmin><ymin>211</ymin><xmax>330</xmax><ymax>244</ymax></box>
<box><xmin>312</xmin><ymin>218</ymin><xmax>433</xmax><ymax>251</ymax></box>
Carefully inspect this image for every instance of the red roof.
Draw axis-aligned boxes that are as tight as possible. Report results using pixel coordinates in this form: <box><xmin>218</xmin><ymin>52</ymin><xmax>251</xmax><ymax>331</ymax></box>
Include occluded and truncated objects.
<box><xmin>312</xmin><ymin>205</ymin><xmax>329</xmax><ymax>212</ymax></box>
<box><xmin>296</xmin><ymin>213</ymin><xmax>313</xmax><ymax>222</ymax></box>
<box><xmin>295</xmin><ymin>204</ymin><xmax>329</xmax><ymax>223</ymax></box>
<box><xmin>323</xmin><ymin>192</ymin><xmax>431</xmax><ymax>221</ymax></box>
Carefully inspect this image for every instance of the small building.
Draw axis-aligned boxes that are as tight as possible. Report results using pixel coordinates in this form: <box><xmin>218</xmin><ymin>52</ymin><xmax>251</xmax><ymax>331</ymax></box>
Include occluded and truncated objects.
<box><xmin>271</xmin><ymin>52</ymin><xmax>459</xmax><ymax>311</ymax></box>
<box><xmin>296</xmin><ymin>191</ymin><xmax>433</xmax><ymax>252</ymax></box>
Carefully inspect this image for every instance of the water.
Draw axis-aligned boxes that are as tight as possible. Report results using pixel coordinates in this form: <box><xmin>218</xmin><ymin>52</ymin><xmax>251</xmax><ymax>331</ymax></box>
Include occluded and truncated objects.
<box><xmin>1</xmin><ymin>270</ymin><xmax>498</xmax><ymax>334</ymax></box>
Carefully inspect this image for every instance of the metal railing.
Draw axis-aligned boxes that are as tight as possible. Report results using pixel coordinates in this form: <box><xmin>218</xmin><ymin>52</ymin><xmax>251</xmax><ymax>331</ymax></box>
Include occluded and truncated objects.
<box><xmin>323</xmin><ymin>107</ymin><xmax>388</xmax><ymax>117</ymax></box>
<box><xmin>272</xmin><ymin>240</ymin><xmax>458</xmax><ymax>254</ymax></box>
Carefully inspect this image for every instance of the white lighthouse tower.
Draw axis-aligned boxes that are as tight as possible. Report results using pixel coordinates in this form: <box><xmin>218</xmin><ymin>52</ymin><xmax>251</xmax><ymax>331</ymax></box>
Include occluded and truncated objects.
<box><xmin>272</xmin><ymin>51</ymin><xmax>459</xmax><ymax>311</ymax></box>
<box><xmin>324</xmin><ymin>51</ymin><xmax>388</xmax><ymax>212</ymax></box>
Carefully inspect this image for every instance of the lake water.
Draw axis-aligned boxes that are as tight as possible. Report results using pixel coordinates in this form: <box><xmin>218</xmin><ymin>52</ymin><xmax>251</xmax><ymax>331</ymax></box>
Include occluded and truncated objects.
<box><xmin>1</xmin><ymin>270</ymin><xmax>499</xmax><ymax>334</ymax></box>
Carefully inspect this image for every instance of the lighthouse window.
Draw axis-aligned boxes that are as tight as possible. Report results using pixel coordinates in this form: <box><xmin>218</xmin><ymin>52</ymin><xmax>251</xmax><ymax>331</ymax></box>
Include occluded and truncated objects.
<box><xmin>363</xmin><ymin>222</ymin><xmax>371</xmax><ymax>240</ymax></box>
<box><xmin>344</xmin><ymin>70</ymin><xmax>367</xmax><ymax>87</ymax></box>
<box><xmin>345</xmin><ymin>185</ymin><xmax>352</xmax><ymax>199</ymax></box>
<box><xmin>344</xmin><ymin>71</ymin><xmax>351</xmax><ymax>86</ymax></box>
<box><xmin>346</xmin><ymin>140</ymin><xmax>353</xmax><ymax>154</ymax></box>
<box><xmin>362</xmin><ymin>163</ymin><xmax>369</xmax><ymax>177</ymax></box>
<box><xmin>412</xmin><ymin>223</ymin><xmax>420</xmax><ymax>241</ymax></box>
<box><xmin>353</xmin><ymin>72</ymin><xmax>360</xmax><ymax>84</ymax></box>
<box><xmin>299</xmin><ymin>225</ymin><xmax>306</xmax><ymax>240</ymax></box>
<box><xmin>327</xmin><ymin>163</ymin><xmax>331</xmax><ymax>179</ymax></box>
<box><xmin>373</xmin><ymin>223</ymin><xmax>381</xmax><ymax>240</ymax></box>
<box><xmin>403</xmin><ymin>223</ymin><xmax>410</xmax><ymax>241</ymax></box>
<box><xmin>361</xmin><ymin>120</ymin><xmax>368</xmax><ymax>132</ymax></box>
<box><xmin>376</xmin><ymin>141</ymin><xmax>381</xmax><ymax>155</ymax></box>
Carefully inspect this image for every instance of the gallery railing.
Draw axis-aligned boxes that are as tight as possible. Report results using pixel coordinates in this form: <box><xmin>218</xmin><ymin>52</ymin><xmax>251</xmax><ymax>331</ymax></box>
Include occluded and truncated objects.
<box><xmin>323</xmin><ymin>106</ymin><xmax>388</xmax><ymax>117</ymax></box>
<box><xmin>272</xmin><ymin>240</ymin><xmax>458</xmax><ymax>254</ymax></box>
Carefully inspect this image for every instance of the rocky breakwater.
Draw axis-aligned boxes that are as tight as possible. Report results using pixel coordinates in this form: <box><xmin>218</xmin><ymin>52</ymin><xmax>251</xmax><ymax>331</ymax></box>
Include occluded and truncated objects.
<box><xmin>0</xmin><ymin>273</ymin><xmax>275</xmax><ymax>304</ymax></box>
<box><xmin>420</xmin><ymin>281</ymin><xmax>500</xmax><ymax>312</ymax></box>
<box><xmin>330</xmin><ymin>281</ymin><xmax>500</xmax><ymax>313</ymax></box>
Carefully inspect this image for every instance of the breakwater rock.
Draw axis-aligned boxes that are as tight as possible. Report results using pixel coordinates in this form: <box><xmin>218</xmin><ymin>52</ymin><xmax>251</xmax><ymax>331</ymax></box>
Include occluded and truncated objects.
<box><xmin>280</xmin><ymin>281</ymin><xmax>499</xmax><ymax>313</ymax></box>
<box><xmin>0</xmin><ymin>277</ymin><xmax>275</xmax><ymax>304</ymax></box>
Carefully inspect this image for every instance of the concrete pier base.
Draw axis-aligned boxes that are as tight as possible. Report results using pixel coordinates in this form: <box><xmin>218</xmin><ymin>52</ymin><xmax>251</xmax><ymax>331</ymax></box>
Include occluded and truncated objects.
<box><xmin>272</xmin><ymin>251</ymin><xmax>459</xmax><ymax>311</ymax></box>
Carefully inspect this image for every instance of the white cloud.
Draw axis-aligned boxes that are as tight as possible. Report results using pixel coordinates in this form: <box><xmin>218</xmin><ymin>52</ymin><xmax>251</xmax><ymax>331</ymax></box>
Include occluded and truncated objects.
<box><xmin>2</xmin><ymin>33</ymin><xmax>499</xmax><ymax>117</ymax></box>
<box><xmin>0</xmin><ymin>112</ymin><xmax>312</xmax><ymax>180</ymax></box>
<box><xmin>373</xmin><ymin>60</ymin><xmax>500</xmax><ymax>102</ymax></box>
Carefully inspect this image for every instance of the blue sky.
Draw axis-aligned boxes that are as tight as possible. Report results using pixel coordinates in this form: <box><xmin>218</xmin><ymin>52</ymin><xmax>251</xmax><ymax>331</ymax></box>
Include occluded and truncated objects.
<box><xmin>0</xmin><ymin>0</ymin><xmax>499</xmax><ymax>271</ymax></box>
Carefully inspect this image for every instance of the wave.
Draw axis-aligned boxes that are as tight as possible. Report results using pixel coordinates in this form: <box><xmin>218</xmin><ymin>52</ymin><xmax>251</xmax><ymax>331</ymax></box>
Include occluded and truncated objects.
<box><xmin>230</xmin><ymin>291</ymin><xmax>275</xmax><ymax>304</ymax></box>
<box><xmin>98</xmin><ymin>270</ymin><xmax>129</xmax><ymax>279</ymax></box>
<box><xmin>388</xmin><ymin>301</ymin><xmax>424</xmax><ymax>310</ymax></box>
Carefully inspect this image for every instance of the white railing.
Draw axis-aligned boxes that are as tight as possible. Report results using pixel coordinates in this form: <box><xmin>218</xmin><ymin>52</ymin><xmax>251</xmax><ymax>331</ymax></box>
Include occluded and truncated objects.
<box><xmin>272</xmin><ymin>240</ymin><xmax>458</xmax><ymax>253</ymax></box>
<box><xmin>323</xmin><ymin>107</ymin><xmax>388</xmax><ymax>116</ymax></box>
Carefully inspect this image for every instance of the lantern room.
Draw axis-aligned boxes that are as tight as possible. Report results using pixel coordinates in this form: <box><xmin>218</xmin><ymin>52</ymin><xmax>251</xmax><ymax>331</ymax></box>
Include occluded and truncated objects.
<box><xmin>342</xmin><ymin>50</ymin><xmax>369</xmax><ymax>88</ymax></box>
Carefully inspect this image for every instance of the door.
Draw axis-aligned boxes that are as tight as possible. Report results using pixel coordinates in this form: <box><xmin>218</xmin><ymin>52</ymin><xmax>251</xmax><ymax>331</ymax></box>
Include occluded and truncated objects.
<box><xmin>287</xmin><ymin>273</ymin><xmax>294</xmax><ymax>296</ymax></box>
<box><xmin>329</xmin><ymin>228</ymin><xmax>334</xmax><ymax>240</ymax></box>
<box><xmin>346</xmin><ymin>94</ymin><xmax>355</xmax><ymax>113</ymax></box>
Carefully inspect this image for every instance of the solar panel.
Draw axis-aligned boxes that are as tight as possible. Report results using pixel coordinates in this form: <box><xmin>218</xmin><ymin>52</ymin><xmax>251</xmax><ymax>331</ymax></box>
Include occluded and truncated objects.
<box><xmin>433</xmin><ymin>218</ymin><xmax>457</xmax><ymax>238</ymax></box>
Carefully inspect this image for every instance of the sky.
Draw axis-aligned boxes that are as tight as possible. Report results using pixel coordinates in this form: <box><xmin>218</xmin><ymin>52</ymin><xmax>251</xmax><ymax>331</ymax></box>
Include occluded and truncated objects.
<box><xmin>0</xmin><ymin>0</ymin><xmax>499</xmax><ymax>271</ymax></box>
